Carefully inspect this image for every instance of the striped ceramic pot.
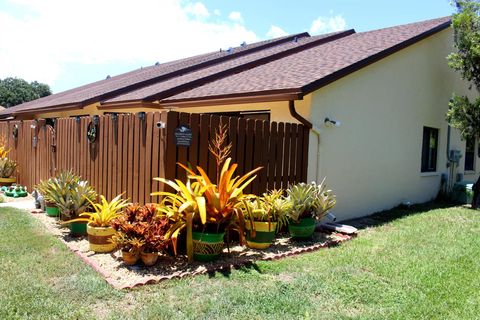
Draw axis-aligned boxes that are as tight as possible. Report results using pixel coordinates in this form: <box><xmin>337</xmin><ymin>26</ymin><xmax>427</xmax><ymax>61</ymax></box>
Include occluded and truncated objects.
<box><xmin>245</xmin><ymin>221</ymin><xmax>277</xmax><ymax>249</ymax></box>
<box><xmin>87</xmin><ymin>223</ymin><xmax>116</xmax><ymax>253</ymax></box>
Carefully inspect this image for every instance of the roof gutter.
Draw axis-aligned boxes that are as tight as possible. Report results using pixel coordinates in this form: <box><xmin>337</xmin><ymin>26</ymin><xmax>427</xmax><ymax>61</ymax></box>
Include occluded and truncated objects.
<box><xmin>289</xmin><ymin>100</ymin><xmax>322</xmax><ymax>182</ymax></box>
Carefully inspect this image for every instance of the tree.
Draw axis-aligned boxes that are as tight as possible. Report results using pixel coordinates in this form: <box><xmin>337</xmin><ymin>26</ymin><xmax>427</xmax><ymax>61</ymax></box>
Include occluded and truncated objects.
<box><xmin>447</xmin><ymin>0</ymin><xmax>480</xmax><ymax>208</ymax></box>
<box><xmin>0</xmin><ymin>77</ymin><xmax>52</xmax><ymax>108</ymax></box>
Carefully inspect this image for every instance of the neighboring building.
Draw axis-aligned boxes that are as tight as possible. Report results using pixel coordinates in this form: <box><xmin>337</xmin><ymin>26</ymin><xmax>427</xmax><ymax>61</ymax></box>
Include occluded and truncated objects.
<box><xmin>2</xmin><ymin>16</ymin><xmax>477</xmax><ymax>220</ymax></box>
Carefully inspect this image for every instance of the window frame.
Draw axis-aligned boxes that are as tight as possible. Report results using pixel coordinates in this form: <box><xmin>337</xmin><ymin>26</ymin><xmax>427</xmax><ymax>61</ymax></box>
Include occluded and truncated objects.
<box><xmin>421</xmin><ymin>126</ymin><xmax>439</xmax><ymax>173</ymax></box>
<box><xmin>465</xmin><ymin>137</ymin><xmax>476</xmax><ymax>172</ymax></box>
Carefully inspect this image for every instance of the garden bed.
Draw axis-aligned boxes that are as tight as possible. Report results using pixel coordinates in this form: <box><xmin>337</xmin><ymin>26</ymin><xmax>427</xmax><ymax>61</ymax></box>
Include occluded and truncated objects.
<box><xmin>31</xmin><ymin>210</ymin><xmax>354</xmax><ymax>289</ymax></box>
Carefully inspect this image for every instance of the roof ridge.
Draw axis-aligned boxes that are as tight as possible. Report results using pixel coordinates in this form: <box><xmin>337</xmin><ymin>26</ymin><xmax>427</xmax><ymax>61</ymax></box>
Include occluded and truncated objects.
<box><xmin>356</xmin><ymin>15</ymin><xmax>452</xmax><ymax>35</ymax></box>
<box><xmin>138</xmin><ymin>29</ymin><xmax>355</xmax><ymax>102</ymax></box>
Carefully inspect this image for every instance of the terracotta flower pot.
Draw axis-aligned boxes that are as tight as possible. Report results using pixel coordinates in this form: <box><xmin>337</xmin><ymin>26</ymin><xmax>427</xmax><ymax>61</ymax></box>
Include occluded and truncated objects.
<box><xmin>140</xmin><ymin>251</ymin><xmax>158</xmax><ymax>266</ymax></box>
<box><xmin>245</xmin><ymin>221</ymin><xmax>277</xmax><ymax>249</ymax></box>
<box><xmin>86</xmin><ymin>223</ymin><xmax>116</xmax><ymax>253</ymax></box>
<box><xmin>122</xmin><ymin>250</ymin><xmax>140</xmax><ymax>266</ymax></box>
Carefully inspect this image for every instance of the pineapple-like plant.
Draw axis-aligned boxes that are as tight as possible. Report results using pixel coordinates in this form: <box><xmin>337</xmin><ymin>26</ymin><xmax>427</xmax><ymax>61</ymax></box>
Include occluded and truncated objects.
<box><xmin>37</xmin><ymin>171</ymin><xmax>97</xmax><ymax>220</ymax></box>
<box><xmin>0</xmin><ymin>157</ymin><xmax>17</xmax><ymax>178</ymax></box>
<box><xmin>243</xmin><ymin>189</ymin><xmax>291</xmax><ymax>233</ymax></box>
<box><xmin>287</xmin><ymin>179</ymin><xmax>336</xmax><ymax>223</ymax></box>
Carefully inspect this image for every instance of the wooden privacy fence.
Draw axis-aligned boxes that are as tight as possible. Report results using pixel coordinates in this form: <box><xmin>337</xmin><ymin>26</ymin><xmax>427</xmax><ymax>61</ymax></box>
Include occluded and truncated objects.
<box><xmin>0</xmin><ymin>120</ymin><xmax>55</xmax><ymax>188</ymax></box>
<box><xmin>0</xmin><ymin>111</ymin><xmax>309</xmax><ymax>204</ymax></box>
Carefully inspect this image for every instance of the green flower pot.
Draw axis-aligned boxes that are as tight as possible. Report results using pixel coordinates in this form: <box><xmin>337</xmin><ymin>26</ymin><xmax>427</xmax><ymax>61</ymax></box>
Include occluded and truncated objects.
<box><xmin>245</xmin><ymin>221</ymin><xmax>277</xmax><ymax>249</ymax></box>
<box><xmin>192</xmin><ymin>231</ymin><xmax>225</xmax><ymax>262</ymax></box>
<box><xmin>45</xmin><ymin>204</ymin><xmax>59</xmax><ymax>217</ymax></box>
<box><xmin>288</xmin><ymin>217</ymin><xmax>316</xmax><ymax>239</ymax></box>
<box><xmin>69</xmin><ymin>221</ymin><xmax>87</xmax><ymax>237</ymax></box>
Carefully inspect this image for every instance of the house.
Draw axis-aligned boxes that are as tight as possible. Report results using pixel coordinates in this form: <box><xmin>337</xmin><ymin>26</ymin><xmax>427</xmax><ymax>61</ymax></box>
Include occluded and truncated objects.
<box><xmin>1</xmin><ymin>16</ymin><xmax>476</xmax><ymax>220</ymax></box>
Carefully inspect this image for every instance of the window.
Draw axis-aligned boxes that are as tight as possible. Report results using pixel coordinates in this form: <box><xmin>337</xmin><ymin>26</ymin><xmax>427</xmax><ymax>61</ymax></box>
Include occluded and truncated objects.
<box><xmin>421</xmin><ymin>126</ymin><xmax>438</xmax><ymax>172</ymax></box>
<box><xmin>465</xmin><ymin>137</ymin><xmax>475</xmax><ymax>171</ymax></box>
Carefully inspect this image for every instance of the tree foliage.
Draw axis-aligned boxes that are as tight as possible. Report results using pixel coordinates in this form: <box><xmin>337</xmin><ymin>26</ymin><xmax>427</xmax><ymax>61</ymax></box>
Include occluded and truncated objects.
<box><xmin>447</xmin><ymin>0</ymin><xmax>480</xmax><ymax>208</ymax></box>
<box><xmin>446</xmin><ymin>0</ymin><xmax>480</xmax><ymax>140</ymax></box>
<box><xmin>0</xmin><ymin>77</ymin><xmax>52</xmax><ymax>108</ymax></box>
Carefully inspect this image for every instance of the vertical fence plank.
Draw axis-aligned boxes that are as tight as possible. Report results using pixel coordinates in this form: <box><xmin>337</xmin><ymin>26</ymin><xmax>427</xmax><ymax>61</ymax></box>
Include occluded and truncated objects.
<box><xmin>236</xmin><ymin>118</ymin><xmax>246</xmax><ymax>176</ymax></box>
<box><xmin>188</xmin><ymin>113</ymin><xmax>200</xmax><ymax>169</ymax></box>
<box><xmin>275</xmin><ymin>122</ymin><xmax>285</xmax><ymax>189</ymax></box>
<box><xmin>252</xmin><ymin>120</ymin><xmax>263</xmax><ymax>195</ymax></box>
<box><xmin>198</xmin><ymin>114</ymin><xmax>210</xmax><ymax>171</ymax></box>
<box><xmin>115</xmin><ymin>114</ymin><xmax>124</xmax><ymax>197</ymax></box>
<box><xmin>165</xmin><ymin>111</ymin><xmax>178</xmax><ymax>184</ymax></box>
<box><xmin>143</xmin><ymin>112</ymin><xmax>154</xmax><ymax>204</ymax></box>
<box><xmin>151</xmin><ymin>113</ymin><xmax>161</xmax><ymax>203</ymax></box>
<box><xmin>289</xmin><ymin>124</ymin><xmax>298</xmax><ymax>185</ymax></box>
<box><xmin>267</xmin><ymin>122</ymin><xmax>277</xmax><ymax>191</ymax></box>
<box><xmin>282</xmin><ymin>123</ymin><xmax>292</xmax><ymax>189</ymax></box>
<box><xmin>177</xmin><ymin>112</ymin><xmax>190</xmax><ymax>183</ymax></box>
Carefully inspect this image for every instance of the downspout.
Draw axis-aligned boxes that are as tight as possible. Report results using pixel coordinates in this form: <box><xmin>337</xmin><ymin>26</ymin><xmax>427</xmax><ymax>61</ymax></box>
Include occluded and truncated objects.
<box><xmin>288</xmin><ymin>100</ymin><xmax>322</xmax><ymax>182</ymax></box>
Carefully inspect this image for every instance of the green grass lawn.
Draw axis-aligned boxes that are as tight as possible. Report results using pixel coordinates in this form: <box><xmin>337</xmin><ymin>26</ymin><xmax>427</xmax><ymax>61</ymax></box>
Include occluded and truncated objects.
<box><xmin>0</xmin><ymin>203</ymin><xmax>479</xmax><ymax>320</ymax></box>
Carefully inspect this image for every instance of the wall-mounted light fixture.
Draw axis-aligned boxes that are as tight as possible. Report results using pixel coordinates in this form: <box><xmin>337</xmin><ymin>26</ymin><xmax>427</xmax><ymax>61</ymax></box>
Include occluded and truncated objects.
<box><xmin>324</xmin><ymin>117</ymin><xmax>341</xmax><ymax>127</ymax></box>
<box><xmin>136</xmin><ymin>112</ymin><xmax>146</xmax><ymax>122</ymax></box>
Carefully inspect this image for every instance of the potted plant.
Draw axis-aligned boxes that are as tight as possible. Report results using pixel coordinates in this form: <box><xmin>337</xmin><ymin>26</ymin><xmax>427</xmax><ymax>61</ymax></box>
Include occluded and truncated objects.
<box><xmin>0</xmin><ymin>141</ymin><xmax>16</xmax><ymax>187</ymax></box>
<box><xmin>243</xmin><ymin>189</ymin><xmax>291</xmax><ymax>249</ymax></box>
<box><xmin>36</xmin><ymin>171</ymin><xmax>97</xmax><ymax>226</ymax></box>
<box><xmin>53</xmin><ymin>173</ymin><xmax>97</xmax><ymax>236</ymax></box>
<box><xmin>110</xmin><ymin>233</ymin><xmax>145</xmax><ymax>265</ymax></box>
<box><xmin>0</xmin><ymin>157</ymin><xmax>18</xmax><ymax>187</ymax></box>
<box><xmin>111</xmin><ymin>203</ymin><xmax>171</xmax><ymax>266</ymax></box>
<box><xmin>286</xmin><ymin>179</ymin><xmax>336</xmax><ymax>239</ymax></box>
<box><xmin>154</xmin><ymin>125</ymin><xmax>261</xmax><ymax>262</ymax></box>
<box><xmin>67</xmin><ymin>194</ymin><xmax>128</xmax><ymax>253</ymax></box>
<box><xmin>36</xmin><ymin>177</ymin><xmax>60</xmax><ymax>217</ymax></box>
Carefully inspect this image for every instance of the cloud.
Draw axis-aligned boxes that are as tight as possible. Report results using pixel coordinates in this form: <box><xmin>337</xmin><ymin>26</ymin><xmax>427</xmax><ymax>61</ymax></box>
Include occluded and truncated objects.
<box><xmin>228</xmin><ymin>11</ymin><xmax>243</xmax><ymax>24</ymax></box>
<box><xmin>309</xmin><ymin>15</ymin><xmax>347</xmax><ymax>35</ymax></box>
<box><xmin>0</xmin><ymin>0</ymin><xmax>259</xmax><ymax>90</ymax></box>
<box><xmin>266</xmin><ymin>25</ymin><xmax>288</xmax><ymax>39</ymax></box>
<box><xmin>184</xmin><ymin>2</ymin><xmax>210</xmax><ymax>19</ymax></box>
<box><xmin>213</xmin><ymin>9</ymin><xmax>221</xmax><ymax>16</ymax></box>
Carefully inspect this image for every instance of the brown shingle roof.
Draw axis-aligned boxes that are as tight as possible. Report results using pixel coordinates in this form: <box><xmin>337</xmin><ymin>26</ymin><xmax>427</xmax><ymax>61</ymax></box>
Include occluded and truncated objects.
<box><xmin>163</xmin><ymin>16</ymin><xmax>451</xmax><ymax>104</ymax></box>
<box><xmin>2</xmin><ymin>33</ymin><xmax>309</xmax><ymax>115</ymax></box>
<box><xmin>102</xmin><ymin>30</ymin><xmax>353</xmax><ymax>104</ymax></box>
<box><xmin>1</xmin><ymin>16</ymin><xmax>451</xmax><ymax>116</ymax></box>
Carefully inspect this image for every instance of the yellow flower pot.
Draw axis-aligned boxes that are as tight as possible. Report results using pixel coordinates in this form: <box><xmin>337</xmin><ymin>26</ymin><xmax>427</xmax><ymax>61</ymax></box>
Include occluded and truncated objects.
<box><xmin>0</xmin><ymin>177</ymin><xmax>16</xmax><ymax>187</ymax></box>
<box><xmin>245</xmin><ymin>221</ymin><xmax>277</xmax><ymax>249</ymax></box>
<box><xmin>86</xmin><ymin>223</ymin><xmax>117</xmax><ymax>253</ymax></box>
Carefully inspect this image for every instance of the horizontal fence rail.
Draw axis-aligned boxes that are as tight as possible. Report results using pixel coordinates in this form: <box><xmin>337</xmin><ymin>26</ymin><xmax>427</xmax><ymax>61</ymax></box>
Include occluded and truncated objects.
<box><xmin>0</xmin><ymin>111</ymin><xmax>309</xmax><ymax>203</ymax></box>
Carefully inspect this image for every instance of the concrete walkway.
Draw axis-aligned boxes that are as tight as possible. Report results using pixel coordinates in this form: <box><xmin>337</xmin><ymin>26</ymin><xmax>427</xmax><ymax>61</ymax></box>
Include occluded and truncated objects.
<box><xmin>0</xmin><ymin>199</ymin><xmax>35</xmax><ymax>211</ymax></box>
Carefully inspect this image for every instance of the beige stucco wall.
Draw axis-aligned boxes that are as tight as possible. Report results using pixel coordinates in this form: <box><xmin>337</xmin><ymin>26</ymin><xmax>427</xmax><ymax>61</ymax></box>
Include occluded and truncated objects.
<box><xmin>307</xmin><ymin>28</ymin><xmax>478</xmax><ymax>220</ymax></box>
<box><xmin>32</xmin><ymin>99</ymin><xmax>309</xmax><ymax>124</ymax></box>
<box><xmin>169</xmin><ymin>99</ymin><xmax>310</xmax><ymax>124</ymax></box>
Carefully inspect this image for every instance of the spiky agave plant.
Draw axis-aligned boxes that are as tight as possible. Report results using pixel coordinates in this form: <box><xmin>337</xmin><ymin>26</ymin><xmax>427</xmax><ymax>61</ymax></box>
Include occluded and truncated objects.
<box><xmin>243</xmin><ymin>189</ymin><xmax>291</xmax><ymax>235</ymax></box>
<box><xmin>286</xmin><ymin>179</ymin><xmax>336</xmax><ymax>223</ymax></box>
<box><xmin>66</xmin><ymin>194</ymin><xmax>129</xmax><ymax>227</ymax></box>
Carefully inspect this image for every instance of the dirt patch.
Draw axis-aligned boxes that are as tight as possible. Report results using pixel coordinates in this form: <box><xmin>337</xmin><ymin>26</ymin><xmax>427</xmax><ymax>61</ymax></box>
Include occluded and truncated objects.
<box><xmin>31</xmin><ymin>211</ymin><xmax>354</xmax><ymax>290</ymax></box>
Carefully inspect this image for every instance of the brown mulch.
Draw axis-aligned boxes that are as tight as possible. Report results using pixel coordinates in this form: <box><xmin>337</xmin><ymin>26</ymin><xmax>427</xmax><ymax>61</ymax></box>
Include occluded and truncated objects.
<box><xmin>31</xmin><ymin>211</ymin><xmax>355</xmax><ymax>290</ymax></box>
